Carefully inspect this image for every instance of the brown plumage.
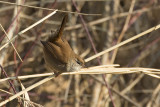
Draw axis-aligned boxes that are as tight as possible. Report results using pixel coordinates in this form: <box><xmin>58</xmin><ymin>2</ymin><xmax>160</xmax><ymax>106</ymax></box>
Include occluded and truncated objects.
<box><xmin>41</xmin><ymin>14</ymin><xmax>84</xmax><ymax>77</ymax></box>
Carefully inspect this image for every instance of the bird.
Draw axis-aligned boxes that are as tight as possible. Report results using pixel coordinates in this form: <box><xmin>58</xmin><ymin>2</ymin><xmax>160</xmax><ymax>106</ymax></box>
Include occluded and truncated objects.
<box><xmin>41</xmin><ymin>14</ymin><xmax>84</xmax><ymax>77</ymax></box>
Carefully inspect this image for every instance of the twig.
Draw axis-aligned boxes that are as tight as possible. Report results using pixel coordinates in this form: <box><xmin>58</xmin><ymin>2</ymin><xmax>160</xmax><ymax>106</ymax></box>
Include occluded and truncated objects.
<box><xmin>0</xmin><ymin>66</ymin><xmax>160</xmax><ymax>106</ymax></box>
<box><xmin>85</xmin><ymin>23</ymin><xmax>160</xmax><ymax>62</ymax></box>
<box><xmin>1</xmin><ymin>67</ymin><xmax>159</xmax><ymax>82</ymax></box>
<box><xmin>64</xmin><ymin>75</ymin><xmax>73</xmax><ymax>103</ymax></box>
<box><xmin>0</xmin><ymin>24</ymin><xmax>23</xmax><ymax>62</ymax></box>
<box><xmin>65</xmin><ymin>5</ymin><xmax>160</xmax><ymax>31</ymax></box>
<box><xmin>71</xmin><ymin>0</ymin><xmax>115</xmax><ymax>106</ymax></box>
<box><xmin>89</xmin><ymin>75</ymin><xmax>141</xmax><ymax>107</ymax></box>
<box><xmin>0</xmin><ymin>10</ymin><xmax>58</xmax><ymax>51</ymax></box>
<box><xmin>0</xmin><ymin>65</ymin><xmax>17</xmax><ymax>94</ymax></box>
<box><xmin>0</xmin><ymin>75</ymin><xmax>55</xmax><ymax>106</ymax></box>
<box><xmin>0</xmin><ymin>0</ymin><xmax>100</xmax><ymax>16</ymax></box>
<box><xmin>146</xmin><ymin>84</ymin><xmax>160</xmax><ymax>107</ymax></box>
<box><xmin>0</xmin><ymin>88</ymin><xmax>44</xmax><ymax>107</ymax></box>
<box><xmin>111</xmin><ymin>0</ymin><xmax>136</xmax><ymax>64</ymax></box>
<box><xmin>121</xmin><ymin>74</ymin><xmax>144</xmax><ymax>94</ymax></box>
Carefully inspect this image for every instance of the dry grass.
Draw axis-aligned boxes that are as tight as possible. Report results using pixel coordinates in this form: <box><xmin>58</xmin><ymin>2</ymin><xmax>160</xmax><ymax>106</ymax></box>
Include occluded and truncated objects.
<box><xmin>0</xmin><ymin>0</ymin><xmax>160</xmax><ymax>107</ymax></box>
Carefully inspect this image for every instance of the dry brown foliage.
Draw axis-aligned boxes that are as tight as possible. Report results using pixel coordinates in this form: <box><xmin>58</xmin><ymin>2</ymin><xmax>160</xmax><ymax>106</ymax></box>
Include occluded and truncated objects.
<box><xmin>0</xmin><ymin>0</ymin><xmax>160</xmax><ymax>107</ymax></box>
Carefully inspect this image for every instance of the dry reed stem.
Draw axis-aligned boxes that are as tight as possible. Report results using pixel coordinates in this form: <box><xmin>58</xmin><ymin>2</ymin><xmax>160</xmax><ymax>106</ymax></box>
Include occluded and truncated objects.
<box><xmin>0</xmin><ymin>1</ymin><xmax>100</xmax><ymax>16</ymax></box>
<box><xmin>121</xmin><ymin>74</ymin><xmax>144</xmax><ymax>94</ymax></box>
<box><xmin>0</xmin><ymin>1</ymin><xmax>23</xmax><ymax>65</ymax></box>
<box><xmin>85</xmin><ymin>23</ymin><xmax>160</xmax><ymax>62</ymax></box>
<box><xmin>0</xmin><ymin>24</ymin><xmax>23</xmax><ymax>62</ymax></box>
<box><xmin>19</xmin><ymin>80</ymin><xmax>31</xmax><ymax>106</ymax></box>
<box><xmin>89</xmin><ymin>75</ymin><xmax>141</xmax><ymax>107</ymax></box>
<box><xmin>111</xmin><ymin>88</ymin><xmax>142</xmax><ymax>107</ymax></box>
<box><xmin>146</xmin><ymin>84</ymin><xmax>160</xmax><ymax>106</ymax></box>
<box><xmin>3</xmin><ymin>65</ymin><xmax>159</xmax><ymax>106</ymax></box>
<box><xmin>0</xmin><ymin>89</ymin><xmax>43</xmax><ymax>107</ymax></box>
<box><xmin>0</xmin><ymin>1</ymin><xmax>160</xmax><ymax>106</ymax></box>
<box><xmin>111</xmin><ymin>0</ymin><xmax>136</xmax><ymax>64</ymax></box>
<box><xmin>0</xmin><ymin>0</ymin><xmax>108</xmax><ymax>13</ymax></box>
<box><xmin>0</xmin><ymin>62</ymin><xmax>159</xmax><ymax>105</ymax></box>
<box><xmin>0</xmin><ymin>10</ymin><xmax>58</xmax><ymax>51</ymax></box>
<box><xmin>65</xmin><ymin>5</ymin><xmax>160</xmax><ymax>31</ymax></box>
<box><xmin>106</xmin><ymin>74</ymin><xmax>145</xmax><ymax>105</ymax></box>
<box><xmin>0</xmin><ymin>75</ymin><xmax>55</xmax><ymax>106</ymax></box>
<box><xmin>72</xmin><ymin>0</ymin><xmax>114</xmax><ymax>106</ymax></box>
<box><xmin>0</xmin><ymin>66</ymin><xmax>159</xmax><ymax>83</ymax></box>
<box><xmin>64</xmin><ymin>75</ymin><xmax>73</xmax><ymax>103</ymax></box>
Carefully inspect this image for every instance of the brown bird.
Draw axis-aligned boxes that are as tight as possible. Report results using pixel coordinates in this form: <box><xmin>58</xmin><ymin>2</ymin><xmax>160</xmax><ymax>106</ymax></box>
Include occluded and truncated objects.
<box><xmin>41</xmin><ymin>14</ymin><xmax>84</xmax><ymax>77</ymax></box>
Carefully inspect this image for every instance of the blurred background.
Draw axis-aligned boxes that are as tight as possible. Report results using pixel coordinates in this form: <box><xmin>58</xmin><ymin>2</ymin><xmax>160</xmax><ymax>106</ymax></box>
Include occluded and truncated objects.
<box><xmin>0</xmin><ymin>0</ymin><xmax>160</xmax><ymax>107</ymax></box>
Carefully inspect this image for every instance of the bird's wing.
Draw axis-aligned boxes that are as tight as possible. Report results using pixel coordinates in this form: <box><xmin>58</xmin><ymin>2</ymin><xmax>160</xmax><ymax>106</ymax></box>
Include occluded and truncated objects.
<box><xmin>41</xmin><ymin>41</ymin><xmax>68</xmax><ymax>64</ymax></box>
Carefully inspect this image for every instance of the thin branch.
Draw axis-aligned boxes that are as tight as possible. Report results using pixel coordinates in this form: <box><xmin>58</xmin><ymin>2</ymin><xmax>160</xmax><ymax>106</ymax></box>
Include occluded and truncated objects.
<box><xmin>71</xmin><ymin>0</ymin><xmax>115</xmax><ymax>106</ymax></box>
<box><xmin>0</xmin><ymin>0</ymin><xmax>100</xmax><ymax>16</ymax></box>
<box><xmin>85</xmin><ymin>23</ymin><xmax>160</xmax><ymax>62</ymax></box>
<box><xmin>0</xmin><ymin>89</ymin><xmax>44</xmax><ymax>107</ymax></box>
<box><xmin>0</xmin><ymin>10</ymin><xmax>58</xmax><ymax>51</ymax></box>
<box><xmin>0</xmin><ymin>66</ymin><xmax>159</xmax><ymax>106</ymax></box>
<box><xmin>0</xmin><ymin>24</ymin><xmax>23</xmax><ymax>62</ymax></box>
<box><xmin>89</xmin><ymin>75</ymin><xmax>142</xmax><ymax>107</ymax></box>
<box><xmin>65</xmin><ymin>5</ymin><xmax>160</xmax><ymax>31</ymax></box>
<box><xmin>0</xmin><ymin>65</ymin><xmax>17</xmax><ymax>94</ymax></box>
<box><xmin>0</xmin><ymin>75</ymin><xmax>55</xmax><ymax>106</ymax></box>
<box><xmin>1</xmin><ymin>67</ymin><xmax>159</xmax><ymax>82</ymax></box>
<box><xmin>111</xmin><ymin>0</ymin><xmax>136</xmax><ymax>63</ymax></box>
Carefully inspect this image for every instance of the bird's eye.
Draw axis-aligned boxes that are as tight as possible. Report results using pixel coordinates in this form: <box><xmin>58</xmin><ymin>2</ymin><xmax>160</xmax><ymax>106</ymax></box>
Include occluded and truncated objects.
<box><xmin>76</xmin><ymin>59</ymin><xmax>82</xmax><ymax>65</ymax></box>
